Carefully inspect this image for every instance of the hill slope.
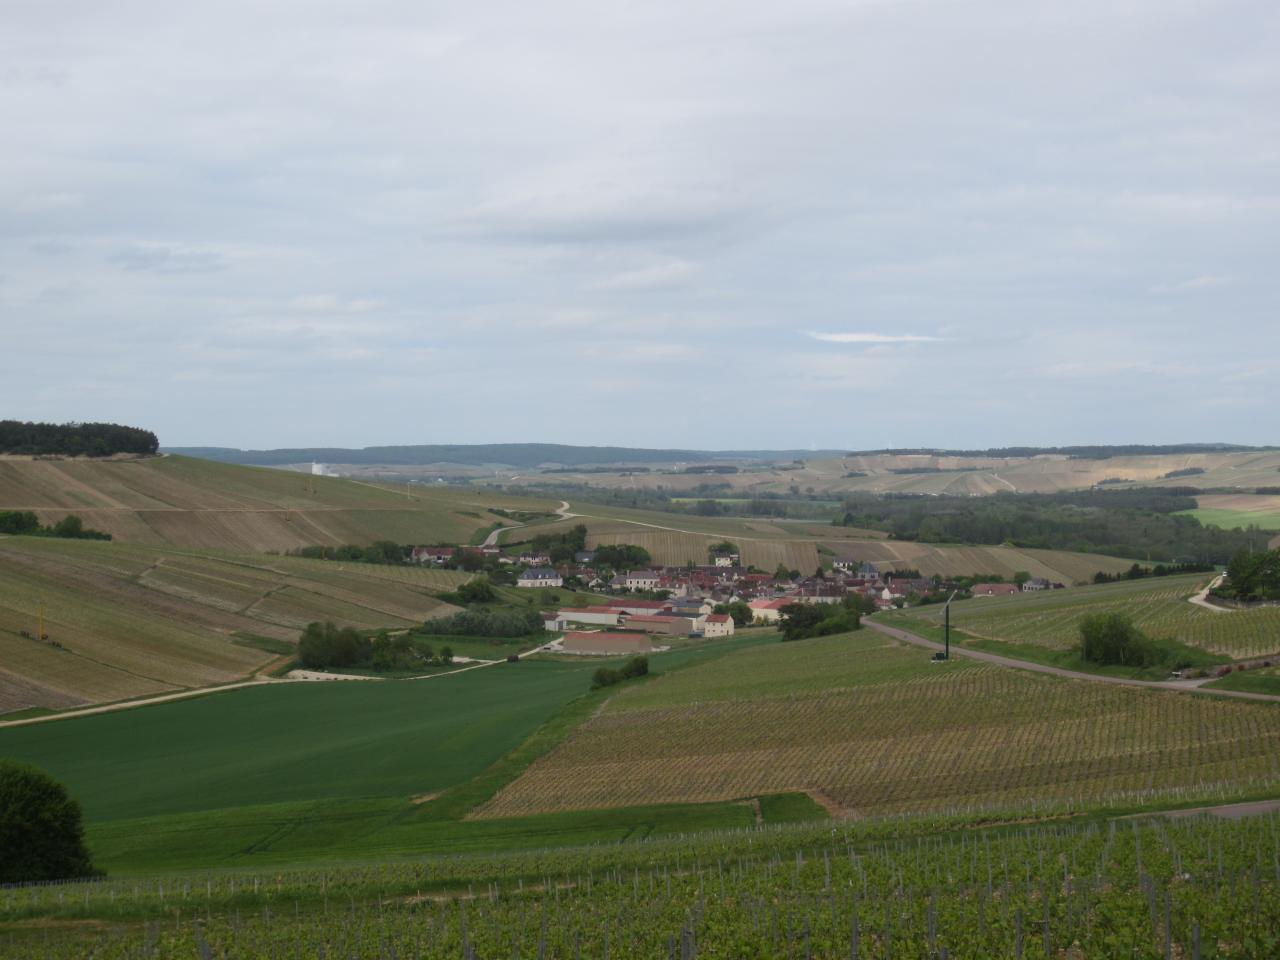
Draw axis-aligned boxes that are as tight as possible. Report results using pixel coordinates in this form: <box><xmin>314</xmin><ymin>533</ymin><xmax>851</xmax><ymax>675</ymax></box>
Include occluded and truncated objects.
<box><xmin>0</xmin><ymin>537</ymin><xmax>467</xmax><ymax>714</ymax></box>
<box><xmin>0</xmin><ymin>455</ymin><xmax>555</xmax><ymax>551</ymax></box>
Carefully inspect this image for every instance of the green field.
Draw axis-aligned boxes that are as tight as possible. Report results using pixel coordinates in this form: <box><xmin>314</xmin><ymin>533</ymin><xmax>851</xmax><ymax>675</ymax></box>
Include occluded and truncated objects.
<box><xmin>0</xmin><ymin>632</ymin><xmax>789</xmax><ymax>872</ymax></box>
<box><xmin>1180</xmin><ymin>507</ymin><xmax>1280</xmax><ymax>531</ymax></box>
<box><xmin>0</xmin><ymin>537</ymin><xmax>471</xmax><ymax>713</ymax></box>
<box><xmin>480</xmin><ymin>630</ymin><xmax>1280</xmax><ymax>820</ymax></box>
<box><xmin>890</xmin><ymin>574</ymin><xmax>1280</xmax><ymax>660</ymax></box>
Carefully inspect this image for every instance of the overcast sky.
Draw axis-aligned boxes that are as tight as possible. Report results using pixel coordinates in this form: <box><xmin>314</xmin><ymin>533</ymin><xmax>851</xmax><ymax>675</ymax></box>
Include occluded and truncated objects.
<box><xmin>2</xmin><ymin>0</ymin><xmax>1276</xmax><ymax>450</ymax></box>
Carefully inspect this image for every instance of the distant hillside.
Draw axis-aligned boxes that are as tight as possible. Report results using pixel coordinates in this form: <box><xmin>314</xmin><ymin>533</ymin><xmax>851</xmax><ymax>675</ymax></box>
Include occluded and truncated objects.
<box><xmin>162</xmin><ymin>443</ymin><xmax>843</xmax><ymax>468</ymax></box>
<box><xmin>0</xmin><ymin>455</ymin><xmax>556</xmax><ymax>552</ymax></box>
<box><xmin>845</xmin><ymin>444</ymin><xmax>1272</xmax><ymax>459</ymax></box>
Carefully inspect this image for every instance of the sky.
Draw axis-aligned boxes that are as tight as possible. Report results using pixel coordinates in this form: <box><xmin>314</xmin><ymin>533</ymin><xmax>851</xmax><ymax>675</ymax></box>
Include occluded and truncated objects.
<box><xmin>2</xmin><ymin>0</ymin><xmax>1277</xmax><ymax>450</ymax></box>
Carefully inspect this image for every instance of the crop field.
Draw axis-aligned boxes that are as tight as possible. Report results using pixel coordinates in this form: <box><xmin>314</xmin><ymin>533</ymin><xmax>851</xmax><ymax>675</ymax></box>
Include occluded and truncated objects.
<box><xmin>902</xmin><ymin>574</ymin><xmax>1280</xmax><ymax>660</ymax></box>
<box><xmin>0</xmin><ymin>537</ymin><xmax>468</xmax><ymax>713</ymax></box>
<box><xmin>6</xmin><ymin>798</ymin><xmax>1278</xmax><ymax>958</ymax></box>
<box><xmin>479</xmin><ymin>631</ymin><xmax>1280</xmax><ymax>820</ymax></box>
<box><xmin>0</xmin><ymin>455</ymin><xmax>558</xmax><ymax>551</ymax></box>
<box><xmin>1181</xmin><ymin>493</ymin><xmax>1280</xmax><ymax>531</ymax></box>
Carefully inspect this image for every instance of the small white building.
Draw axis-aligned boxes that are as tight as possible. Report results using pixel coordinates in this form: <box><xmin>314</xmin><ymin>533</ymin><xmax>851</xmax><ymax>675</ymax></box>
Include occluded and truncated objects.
<box><xmin>517</xmin><ymin>567</ymin><xmax>563</xmax><ymax>589</ymax></box>
<box><xmin>702</xmin><ymin>613</ymin><xmax>735</xmax><ymax>637</ymax></box>
<box><xmin>748</xmin><ymin>598</ymin><xmax>789</xmax><ymax>624</ymax></box>
<box><xmin>555</xmin><ymin>606</ymin><xmax>624</xmax><ymax>627</ymax></box>
<box><xmin>712</xmin><ymin>553</ymin><xmax>739</xmax><ymax>568</ymax></box>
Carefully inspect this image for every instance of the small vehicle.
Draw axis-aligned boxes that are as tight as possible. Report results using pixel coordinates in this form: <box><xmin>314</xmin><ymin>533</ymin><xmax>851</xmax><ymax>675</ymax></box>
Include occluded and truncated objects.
<box><xmin>931</xmin><ymin>651</ymin><xmax>948</xmax><ymax>662</ymax></box>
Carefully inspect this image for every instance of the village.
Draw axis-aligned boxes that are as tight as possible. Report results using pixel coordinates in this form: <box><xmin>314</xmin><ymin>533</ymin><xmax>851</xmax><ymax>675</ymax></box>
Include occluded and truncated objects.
<box><xmin>408</xmin><ymin>540</ymin><xmax>1064</xmax><ymax>655</ymax></box>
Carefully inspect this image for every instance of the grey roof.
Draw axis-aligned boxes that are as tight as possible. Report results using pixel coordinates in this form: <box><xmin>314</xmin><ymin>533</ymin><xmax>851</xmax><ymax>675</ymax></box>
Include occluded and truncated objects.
<box><xmin>521</xmin><ymin>567</ymin><xmax>560</xmax><ymax>579</ymax></box>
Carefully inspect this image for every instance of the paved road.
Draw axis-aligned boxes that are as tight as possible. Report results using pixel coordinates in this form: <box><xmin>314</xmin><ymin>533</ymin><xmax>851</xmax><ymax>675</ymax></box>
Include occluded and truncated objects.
<box><xmin>865</xmin><ymin>619</ymin><xmax>1280</xmax><ymax>704</ymax></box>
<box><xmin>482</xmin><ymin>500</ymin><xmax>575</xmax><ymax>546</ymax></box>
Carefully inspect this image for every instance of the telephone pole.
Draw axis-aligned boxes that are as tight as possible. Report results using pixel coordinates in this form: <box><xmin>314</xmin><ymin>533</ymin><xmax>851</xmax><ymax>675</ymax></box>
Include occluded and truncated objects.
<box><xmin>942</xmin><ymin>590</ymin><xmax>957</xmax><ymax>660</ymax></box>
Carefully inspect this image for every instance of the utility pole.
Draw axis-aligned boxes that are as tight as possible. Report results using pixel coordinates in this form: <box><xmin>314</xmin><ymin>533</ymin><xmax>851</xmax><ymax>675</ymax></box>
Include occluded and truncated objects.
<box><xmin>942</xmin><ymin>590</ymin><xmax>958</xmax><ymax>660</ymax></box>
<box><xmin>37</xmin><ymin>600</ymin><xmax>45</xmax><ymax>641</ymax></box>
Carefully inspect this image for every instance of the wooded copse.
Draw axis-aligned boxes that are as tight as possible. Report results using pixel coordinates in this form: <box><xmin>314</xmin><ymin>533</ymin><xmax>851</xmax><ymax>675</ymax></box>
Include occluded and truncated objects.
<box><xmin>0</xmin><ymin>511</ymin><xmax>111</xmax><ymax>540</ymax></box>
<box><xmin>1215</xmin><ymin>548</ymin><xmax>1280</xmax><ymax>603</ymax></box>
<box><xmin>0</xmin><ymin>420</ymin><xmax>158</xmax><ymax>457</ymax></box>
<box><xmin>835</xmin><ymin>488</ymin><xmax>1256</xmax><ymax>563</ymax></box>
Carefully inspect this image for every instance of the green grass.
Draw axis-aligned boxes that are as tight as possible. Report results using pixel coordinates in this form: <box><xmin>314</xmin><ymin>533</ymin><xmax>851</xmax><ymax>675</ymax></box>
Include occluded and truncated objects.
<box><xmin>1179</xmin><ymin>507</ymin><xmax>1280</xmax><ymax>531</ymax></box>
<box><xmin>758</xmin><ymin>791</ymin><xmax>830</xmax><ymax>823</ymax></box>
<box><xmin>1204</xmin><ymin>665</ymin><xmax>1280</xmax><ymax>696</ymax></box>
<box><xmin>0</xmin><ymin>659</ymin><xmax>597</xmax><ymax>822</ymax></box>
<box><xmin>230</xmin><ymin>631</ymin><xmax>295</xmax><ymax>655</ymax></box>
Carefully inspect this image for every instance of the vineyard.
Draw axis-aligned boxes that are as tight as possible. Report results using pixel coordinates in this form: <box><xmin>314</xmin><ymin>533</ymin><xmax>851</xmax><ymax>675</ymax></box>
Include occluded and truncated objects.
<box><xmin>478</xmin><ymin>633</ymin><xmax>1280</xmax><ymax>819</ymax></box>
<box><xmin>904</xmin><ymin>575</ymin><xmax>1280</xmax><ymax>660</ymax></box>
<box><xmin>3</xmin><ymin>809</ymin><xmax>1277</xmax><ymax>957</ymax></box>
<box><xmin>0</xmin><ymin>537</ymin><xmax>468</xmax><ymax>713</ymax></box>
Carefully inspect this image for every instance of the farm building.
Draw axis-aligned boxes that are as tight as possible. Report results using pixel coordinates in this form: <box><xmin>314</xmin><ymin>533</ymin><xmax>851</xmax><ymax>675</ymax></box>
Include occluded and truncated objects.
<box><xmin>411</xmin><ymin>546</ymin><xmax>455</xmax><ymax>565</ymax></box>
<box><xmin>607</xmin><ymin>598</ymin><xmax>669</xmax><ymax>616</ymax></box>
<box><xmin>559</xmin><ymin>632</ymin><xmax>655</xmax><ymax>656</ymax></box>
<box><xmin>517</xmin><ymin>567</ymin><xmax>563</xmax><ymax>588</ymax></box>
<box><xmin>555</xmin><ymin>606</ymin><xmax>624</xmax><ymax>627</ymax></box>
<box><xmin>748</xmin><ymin>598</ymin><xmax>789</xmax><ymax>623</ymax></box>
<box><xmin>620</xmin><ymin>614</ymin><xmax>697</xmax><ymax>636</ymax></box>
<box><xmin>972</xmin><ymin>583</ymin><xmax>1018</xmax><ymax>597</ymax></box>
<box><xmin>702</xmin><ymin>613</ymin><xmax>735</xmax><ymax>637</ymax></box>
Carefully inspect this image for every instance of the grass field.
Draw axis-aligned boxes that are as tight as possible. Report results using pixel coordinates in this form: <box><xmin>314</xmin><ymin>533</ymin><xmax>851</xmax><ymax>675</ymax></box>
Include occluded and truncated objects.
<box><xmin>0</xmin><ymin>455</ymin><xmax>558</xmax><ymax>551</ymax></box>
<box><xmin>0</xmin><ymin>632</ymin><xmax>791</xmax><ymax>871</ymax></box>
<box><xmin>1179</xmin><ymin>493</ymin><xmax>1280</xmax><ymax>532</ymax></box>
<box><xmin>0</xmin><ymin>537</ymin><xmax>469</xmax><ymax>713</ymax></box>
<box><xmin>479</xmin><ymin>631</ymin><xmax>1280</xmax><ymax>819</ymax></box>
<box><xmin>893</xmin><ymin>574</ymin><xmax>1280</xmax><ymax>660</ymax></box>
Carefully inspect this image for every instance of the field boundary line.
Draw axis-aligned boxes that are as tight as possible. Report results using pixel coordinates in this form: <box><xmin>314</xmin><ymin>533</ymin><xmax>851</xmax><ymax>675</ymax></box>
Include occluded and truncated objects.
<box><xmin>864</xmin><ymin>618</ymin><xmax>1280</xmax><ymax>704</ymax></box>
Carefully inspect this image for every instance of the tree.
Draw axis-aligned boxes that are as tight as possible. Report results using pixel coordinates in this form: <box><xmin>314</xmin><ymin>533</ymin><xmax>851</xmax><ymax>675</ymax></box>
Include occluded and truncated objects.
<box><xmin>714</xmin><ymin>600</ymin><xmax>753</xmax><ymax>627</ymax></box>
<box><xmin>1012</xmin><ymin>570</ymin><xmax>1031</xmax><ymax>586</ymax></box>
<box><xmin>1078</xmin><ymin>612</ymin><xmax>1158</xmax><ymax>667</ymax></box>
<box><xmin>0</xmin><ymin>760</ymin><xmax>98</xmax><ymax>883</ymax></box>
<box><xmin>708</xmin><ymin>540</ymin><xmax>738</xmax><ymax>557</ymax></box>
<box><xmin>455</xmin><ymin>577</ymin><xmax>497</xmax><ymax>605</ymax></box>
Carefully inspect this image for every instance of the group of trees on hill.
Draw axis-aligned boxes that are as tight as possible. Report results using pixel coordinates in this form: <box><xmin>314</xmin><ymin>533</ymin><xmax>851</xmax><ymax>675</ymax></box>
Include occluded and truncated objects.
<box><xmin>422</xmin><ymin>605</ymin><xmax>545</xmax><ymax>638</ymax></box>
<box><xmin>833</xmin><ymin>488</ymin><xmax>1257</xmax><ymax>564</ymax></box>
<box><xmin>297</xmin><ymin>622</ymin><xmax>450</xmax><ymax>671</ymax></box>
<box><xmin>592</xmin><ymin>543</ymin><xmax>652</xmax><ymax>568</ymax></box>
<box><xmin>1215</xmin><ymin>549</ymin><xmax>1280</xmax><ymax>603</ymax></box>
<box><xmin>529</xmin><ymin>524</ymin><xmax>588</xmax><ymax>564</ymax></box>
<box><xmin>779</xmin><ymin>601</ymin><xmax>862</xmax><ymax>641</ymax></box>
<box><xmin>291</xmin><ymin>541</ymin><xmax>411</xmax><ymax>564</ymax></box>
<box><xmin>1092</xmin><ymin>561</ymin><xmax>1215</xmax><ymax>584</ymax></box>
<box><xmin>0</xmin><ymin>511</ymin><xmax>111</xmax><ymax>540</ymax></box>
<box><xmin>0</xmin><ymin>420</ymin><xmax>158</xmax><ymax>457</ymax></box>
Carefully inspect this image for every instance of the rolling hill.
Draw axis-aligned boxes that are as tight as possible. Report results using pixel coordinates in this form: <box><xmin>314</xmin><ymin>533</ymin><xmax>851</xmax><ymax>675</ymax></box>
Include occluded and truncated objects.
<box><xmin>0</xmin><ymin>454</ymin><xmax>557</xmax><ymax>552</ymax></box>
<box><xmin>0</xmin><ymin>537</ymin><xmax>468</xmax><ymax>715</ymax></box>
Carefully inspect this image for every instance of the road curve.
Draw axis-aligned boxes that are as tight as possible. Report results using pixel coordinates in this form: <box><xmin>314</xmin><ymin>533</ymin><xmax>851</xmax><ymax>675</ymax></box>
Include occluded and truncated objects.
<box><xmin>864</xmin><ymin>618</ymin><xmax>1280</xmax><ymax>704</ymax></box>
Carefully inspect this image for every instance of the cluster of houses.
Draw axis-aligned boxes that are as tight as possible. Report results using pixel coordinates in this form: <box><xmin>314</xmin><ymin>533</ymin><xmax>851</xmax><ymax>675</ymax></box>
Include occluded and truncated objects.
<box><xmin>410</xmin><ymin>542</ymin><xmax>1062</xmax><ymax>639</ymax></box>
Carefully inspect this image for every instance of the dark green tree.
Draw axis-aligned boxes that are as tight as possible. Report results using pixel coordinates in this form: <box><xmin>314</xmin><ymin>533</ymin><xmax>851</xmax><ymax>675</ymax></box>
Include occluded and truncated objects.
<box><xmin>0</xmin><ymin>760</ymin><xmax>98</xmax><ymax>883</ymax></box>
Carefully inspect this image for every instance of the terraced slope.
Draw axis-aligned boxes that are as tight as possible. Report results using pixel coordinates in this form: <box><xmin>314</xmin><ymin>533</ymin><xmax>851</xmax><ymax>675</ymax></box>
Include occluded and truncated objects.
<box><xmin>0</xmin><ymin>537</ymin><xmax>467</xmax><ymax>714</ymax></box>
<box><xmin>0</xmin><ymin>455</ymin><xmax>556</xmax><ymax>551</ymax></box>
<box><xmin>478</xmin><ymin>631</ymin><xmax>1280</xmax><ymax>819</ymax></box>
<box><xmin>900</xmin><ymin>573</ymin><xmax>1280</xmax><ymax>660</ymax></box>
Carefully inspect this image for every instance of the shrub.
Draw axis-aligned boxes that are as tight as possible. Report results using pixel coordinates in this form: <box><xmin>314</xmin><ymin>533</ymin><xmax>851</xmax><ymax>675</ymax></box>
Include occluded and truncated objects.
<box><xmin>1077</xmin><ymin>613</ymin><xmax>1160</xmax><ymax>667</ymax></box>
<box><xmin>591</xmin><ymin>656</ymin><xmax>649</xmax><ymax>689</ymax></box>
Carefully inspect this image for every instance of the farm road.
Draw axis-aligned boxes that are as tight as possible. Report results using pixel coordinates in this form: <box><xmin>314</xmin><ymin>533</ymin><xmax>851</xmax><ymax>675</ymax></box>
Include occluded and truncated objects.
<box><xmin>484</xmin><ymin>500</ymin><xmax>575</xmax><ymax>546</ymax></box>
<box><xmin>864</xmin><ymin>619</ymin><xmax>1280</xmax><ymax>704</ymax></box>
<box><xmin>1187</xmin><ymin>574</ymin><xmax>1231</xmax><ymax>612</ymax></box>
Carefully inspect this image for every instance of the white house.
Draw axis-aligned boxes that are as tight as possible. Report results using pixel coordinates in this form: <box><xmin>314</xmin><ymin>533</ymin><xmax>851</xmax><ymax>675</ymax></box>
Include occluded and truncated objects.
<box><xmin>702</xmin><ymin>613</ymin><xmax>735</xmax><ymax>637</ymax></box>
<box><xmin>748</xmin><ymin>598</ymin><xmax>789</xmax><ymax>623</ymax></box>
<box><xmin>712</xmin><ymin>553</ymin><xmax>739</xmax><ymax>568</ymax></box>
<box><xmin>624</xmin><ymin>570</ymin><xmax>662</xmax><ymax>591</ymax></box>
<box><xmin>517</xmin><ymin>567</ymin><xmax>563</xmax><ymax>589</ymax></box>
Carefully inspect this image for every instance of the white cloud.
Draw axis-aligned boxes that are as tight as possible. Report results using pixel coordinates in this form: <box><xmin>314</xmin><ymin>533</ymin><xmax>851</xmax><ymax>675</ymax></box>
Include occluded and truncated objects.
<box><xmin>808</xmin><ymin>332</ymin><xmax>950</xmax><ymax>344</ymax></box>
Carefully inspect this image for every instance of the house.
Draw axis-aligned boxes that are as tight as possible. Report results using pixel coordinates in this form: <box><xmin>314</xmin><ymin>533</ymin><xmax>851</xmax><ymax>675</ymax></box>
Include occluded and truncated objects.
<box><xmin>410</xmin><ymin>546</ymin><xmax>455</xmax><ymax>565</ymax></box>
<box><xmin>518</xmin><ymin>552</ymin><xmax>552</xmax><ymax>566</ymax></box>
<box><xmin>702</xmin><ymin>613</ymin><xmax>735</xmax><ymax>637</ymax></box>
<box><xmin>972</xmin><ymin>583</ymin><xmax>1018</xmax><ymax>597</ymax></box>
<box><xmin>748</xmin><ymin>597</ymin><xmax>790</xmax><ymax>623</ymax></box>
<box><xmin>712</xmin><ymin>553</ymin><xmax>739</xmax><ymax>568</ymax></box>
<box><xmin>857</xmin><ymin>561</ymin><xmax>881</xmax><ymax>582</ymax></box>
<box><xmin>559</xmin><ymin>631</ymin><xmax>655</xmax><ymax>656</ymax></box>
<box><xmin>1021</xmin><ymin>577</ymin><xmax>1050</xmax><ymax>592</ymax></box>
<box><xmin>669</xmin><ymin>596</ymin><xmax>714</xmax><ymax>617</ymax></box>
<box><xmin>517</xmin><ymin>567</ymin><xmax>563</xmax><ymax>589</ymax></box>
<box><xmin>555</xmin><ymin>606</ymin><xmax>624</xmax><ymax>627</ymax></box>
<box><xmin>619</xmin><ymin>614</ymin><xmax>697</xmax><ymax>636</ymax></box>
<box><xmin>574</xmin><ymin>550</ymin><xmax>596</xmax><ymax>564</ymax></box>
<box><xmin>623</xmin><ymin>570</ymin><xmax>662</xmax><ymax>591</ymax></box>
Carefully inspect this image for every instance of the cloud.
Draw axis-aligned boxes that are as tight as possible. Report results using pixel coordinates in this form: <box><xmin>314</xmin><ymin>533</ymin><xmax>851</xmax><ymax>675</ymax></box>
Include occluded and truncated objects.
<box><xmin>1149</xmin><ymin>276</ymin><xmax>1232</xmax><ymax>295</ymax></box>
<box><xmin>808</xmin><ymin>332</ymin><xmax>950</xmax><ymax>344</ymax></box>
<box><xmin>592</xmin><ymin>260</ymin><xmax>699</xmax><ymax>292</ymax></box>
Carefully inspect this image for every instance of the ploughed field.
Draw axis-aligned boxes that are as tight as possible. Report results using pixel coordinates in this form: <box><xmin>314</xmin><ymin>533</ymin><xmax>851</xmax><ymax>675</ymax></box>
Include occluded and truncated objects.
<box><xmin>0</xmin><ymin>455</ymin><xmax>552</xmax><ymax>551</ymax></box>
<box><xmin>902</xmin><ymin>574</ymin><xmax>1280</xmax><ymax>660</ymax></box>
<box><xmin>0</xmin><ymin>537</ymin><xmax>467</xmax><ymax>713</ymax></box>
<box><xmin>478</xmin><ymin>632</ymin><xmax>1280</xmax><ymax>819</ymax></box>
